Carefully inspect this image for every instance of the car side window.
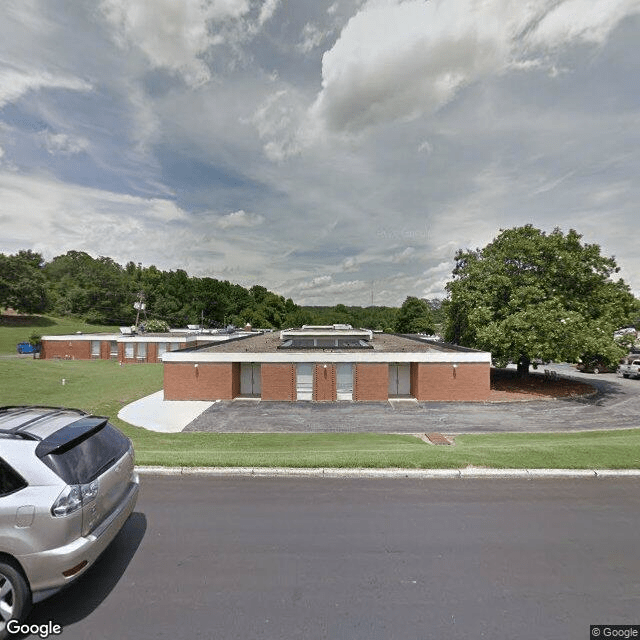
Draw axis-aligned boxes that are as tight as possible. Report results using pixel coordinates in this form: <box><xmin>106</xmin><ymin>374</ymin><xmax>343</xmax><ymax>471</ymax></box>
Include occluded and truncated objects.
<box><xmin>0</xmin><ymin>458</ymin><xmax>28</xmax><ymax>497</ymax></box>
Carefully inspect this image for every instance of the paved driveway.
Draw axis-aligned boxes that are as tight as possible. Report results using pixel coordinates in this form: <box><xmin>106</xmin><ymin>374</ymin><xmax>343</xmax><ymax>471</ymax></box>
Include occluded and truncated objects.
<box><xmin>185</xmin><ymin>364</ymin><xmax>640</xmax><ymax>434</ymax></box>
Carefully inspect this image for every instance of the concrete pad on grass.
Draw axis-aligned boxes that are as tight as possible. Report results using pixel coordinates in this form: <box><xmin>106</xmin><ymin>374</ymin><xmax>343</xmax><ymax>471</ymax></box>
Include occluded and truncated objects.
<box><xmin>118</xmin><ymin>391</ymin><xmax>213</xmax><ymax>433</ymax></box>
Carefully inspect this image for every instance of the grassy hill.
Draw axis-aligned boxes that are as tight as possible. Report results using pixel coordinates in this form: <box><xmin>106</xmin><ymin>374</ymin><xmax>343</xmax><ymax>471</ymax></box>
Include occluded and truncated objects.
<box><xmin>0</xmin><ymin>312</ymin><xmax>119</xmax><ymax>355</ymax></box>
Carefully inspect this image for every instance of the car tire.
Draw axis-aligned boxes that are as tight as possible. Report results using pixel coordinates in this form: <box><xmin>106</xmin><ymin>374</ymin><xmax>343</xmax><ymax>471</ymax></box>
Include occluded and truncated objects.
<box><xmin>0</xmin><ymin>561</ymin><xmax>31</xmax><ymax>640</ymax></box>
<box><xmin>592</xmin><ymin>367</ymin><xmax>600</xmax><ymax>374</ymax></box>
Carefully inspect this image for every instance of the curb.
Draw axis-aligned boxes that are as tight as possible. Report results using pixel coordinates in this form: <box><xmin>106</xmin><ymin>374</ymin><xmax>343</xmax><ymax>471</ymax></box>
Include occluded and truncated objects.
<box><xmin>136</xmin><ymin>466</ymin><xmax>640</xmax><ymax>479</ymax></box>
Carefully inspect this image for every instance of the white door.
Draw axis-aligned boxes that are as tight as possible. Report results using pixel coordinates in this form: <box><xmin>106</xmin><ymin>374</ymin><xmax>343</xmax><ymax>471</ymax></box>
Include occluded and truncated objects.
<box><xmin>336</xmin><ymin>363</ymin><xmax>353</xmax><ymax>401</ymax></box>
<box><xmin>296</xmin><ymin>363</ymin><xmax>314</xmax><ymax>401</ymax></box>
<box><xmin>388</xmin><ymin>363</ymin><xmax>411</xmax><ymax>397</ymax></box>
<box><xmin>240</xmin><ymin>363</ymin><xmax>261</xmax><ymax>396</ymax></box>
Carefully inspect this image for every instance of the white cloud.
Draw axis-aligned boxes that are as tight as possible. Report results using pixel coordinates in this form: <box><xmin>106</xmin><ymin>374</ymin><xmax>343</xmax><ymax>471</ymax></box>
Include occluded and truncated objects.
<box><xmin>258</xmin><ymin>0</ymin><xmax>280</xmax><ymax>26</ymax></box>
<box><xmin>252</xmin><ymin>88</ymin><xmax>306</xmax><ymax>161</ymax></box>
<box><xmin>391</xmin><ymin>247</ymin><xmax>416</xmax><ymax>263</ymax></box>
<box><xmin>528</xmin><ymin>0</ymin><xmax>640</xmax><ymax>48</ymax></box>
<box><xmin>298</xmin><ymin>23</ymin><xmax>326</xmax><ymax>53</ymax></box>
<box><xmin>308</xmin><ymin>0</ymin><xmax>640</xmax><ymax>134</ymax></box>
<box><xmin>0</xmin><ymin>65</ymin><xmax>92</xmax><ymax>108</ymax></box>
<box><xmin>217</xmin><ymin>209</ymin><xmax>265</xmax><ymax>229</ymax></box>
<box><xmin>41</xmin><ymin>131</ymin><xmax>90</xmax><ymax>155</ymax></box>
<box><xmin>0</xmin><ymin>170</ymin><xmax>188</xmax><ymax>261</ymax></box>
<box><xmin>99</xmin><ymin>0</ymin><xmax>252</xmax><ymax>87</ymax></box>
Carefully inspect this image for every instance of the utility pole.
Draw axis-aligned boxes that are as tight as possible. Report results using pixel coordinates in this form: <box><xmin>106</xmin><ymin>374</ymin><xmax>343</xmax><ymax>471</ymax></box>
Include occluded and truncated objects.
<box><xmin>134</xmin><ymin>291</ymin><xmax>147</xmax><ymax>327</ymax></box>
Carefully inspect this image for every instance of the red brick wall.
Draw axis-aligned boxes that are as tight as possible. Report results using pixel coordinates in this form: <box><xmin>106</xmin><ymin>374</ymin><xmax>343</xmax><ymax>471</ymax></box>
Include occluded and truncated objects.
<box><xmin>354</xmin><ymin>363</ymin><xmax>388</xmax><ymax>401</ymax></box>
<box><xmin>41</xmin><ymin>339</ymin><xmax>92</xmax><ymax>360</ymax></box>
<box><xmin>411</xmin><ymin>362</ymin><xmax>490</xmax><ymax>401</ymax></box>
<box><xmin>148</xmin><ymin>343</ymin><xmax>158</xmax><ymax>363</ymax></box>
<box><xmin>314</xmin><ymin>364</ymin><xmax>336</xmax><ymax>401</ymax></box>
<box><xmin>163</xmin><ymin>362</ymin><xmax>237</xmax><ymax>400</ymax></box>
<box><xmin>261</xmin><ymin>363</ymin><xmax>295</xmax><ymax>401</ymax></box>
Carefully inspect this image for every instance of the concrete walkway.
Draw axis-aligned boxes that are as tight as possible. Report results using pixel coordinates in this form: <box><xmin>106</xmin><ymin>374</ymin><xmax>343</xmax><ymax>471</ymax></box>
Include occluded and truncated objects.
<box><xmin>118</xmin><ymin>391</ymin><xmax>214</xmax><ymax>433</ymax></box>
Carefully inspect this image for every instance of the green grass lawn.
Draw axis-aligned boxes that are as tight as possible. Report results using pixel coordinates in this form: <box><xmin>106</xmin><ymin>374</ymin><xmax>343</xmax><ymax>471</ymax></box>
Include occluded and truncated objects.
<box><xmin>1</xmin><ymin>314</ymin><xmax>639</xmax><ymax>469</ymax></box>
<box><xmin>0</xmin><ymin>313</ymin><xmax>118</xmax><ymax>354</ymax></box>
<box><xmin>1</xmin><ymin>357</ymin><xmax>639</xmax><ymax>469</ymax></box>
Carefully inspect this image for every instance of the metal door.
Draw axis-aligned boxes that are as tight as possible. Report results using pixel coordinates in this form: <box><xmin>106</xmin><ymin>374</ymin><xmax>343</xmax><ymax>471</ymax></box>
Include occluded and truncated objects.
<box><xmin>240</xmin><ymin>363</ymin><xmax>261</xmax><ymax>396</ymax></box>
<box><xmin>388</xmin><ymin>363</ymin><xmax>411</xmax><ymax>396</ymax></box>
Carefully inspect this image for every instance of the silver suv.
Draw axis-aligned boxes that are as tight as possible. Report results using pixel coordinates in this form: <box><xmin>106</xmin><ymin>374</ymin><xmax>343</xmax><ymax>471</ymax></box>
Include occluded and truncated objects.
<box><xmin>0</xmin><ymin>406</ymin><xmax>139</xmax><ymax>637</ymax></box>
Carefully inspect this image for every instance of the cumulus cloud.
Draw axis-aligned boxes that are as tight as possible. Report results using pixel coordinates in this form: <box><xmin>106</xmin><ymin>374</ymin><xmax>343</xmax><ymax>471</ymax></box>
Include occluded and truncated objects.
<box><xmin>308</xmin><ymin>0</ymin><xmax>640</xmax><ymax>134</ymax></box>
<box><xmin>217</xmin><ymin>209</ymin><xmax>265</xmax><ymax>229</ymax></box>
<box><xmin>99</xmin><ymin>0</ymin><xmax>283</xmax><ymax>86</ymax></box>
<box><xmin>99</xmin><ymin>0</ymin><xmax>251</xmax><ymax>86</ymax></box>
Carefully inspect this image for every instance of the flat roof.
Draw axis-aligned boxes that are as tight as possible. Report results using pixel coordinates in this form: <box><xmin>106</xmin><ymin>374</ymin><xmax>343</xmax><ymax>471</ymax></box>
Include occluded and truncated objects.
<box><xmin>162</xmin><ymin>332</ymin><xmax>491</xmax><ymax>363</ymax></box>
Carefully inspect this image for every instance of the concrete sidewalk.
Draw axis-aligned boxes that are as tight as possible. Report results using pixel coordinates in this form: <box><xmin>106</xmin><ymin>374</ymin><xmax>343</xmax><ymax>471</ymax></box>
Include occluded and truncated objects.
<box><xmin>118</xmin><ymin>391</ymin><xmax>214</xmax><ymax>433</ymax></box>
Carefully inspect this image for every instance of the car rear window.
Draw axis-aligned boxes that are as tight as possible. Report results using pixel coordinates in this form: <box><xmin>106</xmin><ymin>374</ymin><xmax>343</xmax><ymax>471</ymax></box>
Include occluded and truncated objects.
<box><xmin>0</xmin><ymin>458</ymin><xmax>28</xmax><ymax>496</ymax></box>
<box><xmin>40</xmin><ymin>423</ymin><xmax>130</xmax><ymax>484</ymax></box>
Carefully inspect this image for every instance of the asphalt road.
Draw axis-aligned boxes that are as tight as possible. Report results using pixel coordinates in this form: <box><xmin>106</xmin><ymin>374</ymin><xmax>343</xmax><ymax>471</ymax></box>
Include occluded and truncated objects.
<box><xmin>185</xmin><ymin>364</ymin><xmax>640</xmax><ymax>433</ymax></box>
<box><xmin>22</xmin><ymin>475</ymin><xmax>640</xmax><ymax>640</ymax></box>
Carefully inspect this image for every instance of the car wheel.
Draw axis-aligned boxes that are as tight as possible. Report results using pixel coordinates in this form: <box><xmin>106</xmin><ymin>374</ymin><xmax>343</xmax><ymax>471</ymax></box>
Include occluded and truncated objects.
<box><xmin>0</xmin><ymin>561</ymin><xmax>31</xmax><ymax>640</ymax></box>
<box><xmin>592</xmin><ymin>367</ymin><xmax>600</xmax><ymax>374</ymax></box>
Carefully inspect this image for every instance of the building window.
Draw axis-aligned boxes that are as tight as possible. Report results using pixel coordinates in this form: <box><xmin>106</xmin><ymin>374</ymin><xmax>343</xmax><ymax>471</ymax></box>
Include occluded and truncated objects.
<box><xmin>91</xmin><ymin>341</ymin><xmax>100</xmax><ymax>358</ymax></box>
<box><xmin>125</xmin><ymin>343</ymin><xmax>134</xmax><ymax>359</ymax></box>
<box><xmin>109</xmin><ymin>341</ymin><xmax>118</xmax><ymax>359</ymax></box>
<box><xmin>137</xmin><ymin>342</ymin><xmax>147</xmax><ymax>361</ymax></box>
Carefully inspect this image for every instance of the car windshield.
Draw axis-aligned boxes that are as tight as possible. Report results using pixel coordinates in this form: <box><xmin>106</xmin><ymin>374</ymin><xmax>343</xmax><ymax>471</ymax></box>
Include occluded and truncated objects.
<box><xmin>40</xmin><ymin>423</ymin><xmax>130</xmax><ymax>484</ymax></box>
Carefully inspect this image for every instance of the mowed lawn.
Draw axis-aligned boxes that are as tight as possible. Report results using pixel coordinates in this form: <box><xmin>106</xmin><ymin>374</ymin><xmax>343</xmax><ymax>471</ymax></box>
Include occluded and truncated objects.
<box><xmin>0</xmin><ymin>313</ymin><xmax>118</xmax><ymax>355</ymax></box>
<box><xmin>2</xmin><ymin>357</ymin><xmax>640</xmax><ymax>469</ymax></box>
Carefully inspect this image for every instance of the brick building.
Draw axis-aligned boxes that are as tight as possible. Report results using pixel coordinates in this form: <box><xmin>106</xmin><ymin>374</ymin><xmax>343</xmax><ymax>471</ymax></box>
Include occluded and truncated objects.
<box><xmin>163</xmin><ymin>325</ymin><xmax>491</xmax><ymax>402</ymax></box>
<box><xmin>39</xmin><ymin>328</ymin><xmax>256</xmax><ymax>363</ymax></box>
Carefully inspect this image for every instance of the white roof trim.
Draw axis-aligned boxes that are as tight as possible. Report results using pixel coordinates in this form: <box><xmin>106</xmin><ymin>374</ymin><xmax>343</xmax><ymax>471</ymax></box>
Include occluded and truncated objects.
<box><xmin>42</xmin><ymin>334</ymin><xmax>189</xmax><ymax>343</ymax></box>
<box><xmin>162</xmin><ymin>351</ymin><xmax>491</xmax><ymax>364</ymax></box>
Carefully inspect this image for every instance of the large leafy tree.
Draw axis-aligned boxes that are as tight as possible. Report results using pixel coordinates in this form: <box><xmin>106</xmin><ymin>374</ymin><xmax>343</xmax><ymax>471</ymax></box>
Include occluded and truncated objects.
<box><xmin>0</xmin><ymin>251</ymin><xmax>49</xmax><ymax>313</ymax></box>
<box><xmin>444</xmin><ymin>225</ymin><xmax>635</xmax><ymax>374</ymax></box>
<box><xmin>395</xmin><ymin>296</ymin><xmax>435</xmax><ymax>334</ymax></box>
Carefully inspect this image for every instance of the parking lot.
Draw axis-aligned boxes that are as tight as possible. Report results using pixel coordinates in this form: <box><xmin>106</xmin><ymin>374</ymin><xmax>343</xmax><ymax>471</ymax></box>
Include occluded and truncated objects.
<box><xmin>185</xmin><ymin>364</ymin><xmax>640</xmax><ymax>434</ymax></box>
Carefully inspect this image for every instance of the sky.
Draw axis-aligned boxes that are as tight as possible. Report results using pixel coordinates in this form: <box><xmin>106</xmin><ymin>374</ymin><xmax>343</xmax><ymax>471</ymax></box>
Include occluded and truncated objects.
<box><xmin>1</xmin><ymin>0</ymin><xmax>639</xmax><ymax>307</ymax></box>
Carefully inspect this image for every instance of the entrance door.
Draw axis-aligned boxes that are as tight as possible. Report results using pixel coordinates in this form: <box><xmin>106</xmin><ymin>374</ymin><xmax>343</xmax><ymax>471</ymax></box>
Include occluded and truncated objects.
<box><xmin>388</xmin><ymin>363</ymin><xmax>411</xmax><ymax>397</ymax></box>
<box><xmin>240</xmin><ymin>363</ymin><xmax>261</xmax><ymax>396</ymax></box>
<box><xmin>296</xmin><ymin>363</ymin><xmax>313</xmax><ymax>401</ymax></box>
<box><xmin>336</xmin><ymin>363</ymin><xmax>353</xmax><ymax>401</ymax></box>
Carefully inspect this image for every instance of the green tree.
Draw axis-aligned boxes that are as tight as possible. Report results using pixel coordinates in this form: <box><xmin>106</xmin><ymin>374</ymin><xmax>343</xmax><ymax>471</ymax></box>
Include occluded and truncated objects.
<box><xmin>445</xmin><ymin>225</ymin><xmax>636</xmax><ymax>374</ymax></box>
<box><xmin>0</xmin><ymin>251</ymin><xmax>49</xmax><ymax>313</ymax></box>
<box><xmin>395</xmin><ymin>296</ymin><xmax>435</xmax><ymax>334</ymax></box>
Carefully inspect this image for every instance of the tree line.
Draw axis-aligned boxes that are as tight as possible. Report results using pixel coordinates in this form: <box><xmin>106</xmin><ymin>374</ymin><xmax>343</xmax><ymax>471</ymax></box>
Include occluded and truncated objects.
<box><xmin>0</xmin><ymin>249</ymin><xmax>417</xmax><ymax>331</ymax></box>
<box><xmin>2</xmin><ymin>226</ymin><xmax>638</xmax><ymax>372</ymax></box>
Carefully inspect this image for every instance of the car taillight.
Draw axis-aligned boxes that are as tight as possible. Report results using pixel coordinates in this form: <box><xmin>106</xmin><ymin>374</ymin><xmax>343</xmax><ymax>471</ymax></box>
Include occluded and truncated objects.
<box><xmin>51</xmin><ymin>480</ymin><xmax>99</xmax><ymax>517</ymax></box>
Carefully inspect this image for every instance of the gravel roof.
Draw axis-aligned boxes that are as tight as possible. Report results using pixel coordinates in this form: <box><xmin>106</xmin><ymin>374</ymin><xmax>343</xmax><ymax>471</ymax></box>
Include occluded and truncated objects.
<box><xmin>194</xmin><ymin>332</ymin><xmax>475</xmax><ymax>354</ymax></box>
